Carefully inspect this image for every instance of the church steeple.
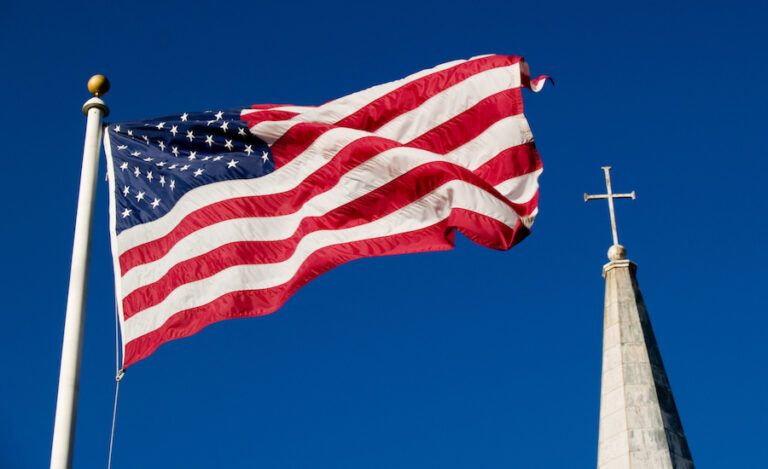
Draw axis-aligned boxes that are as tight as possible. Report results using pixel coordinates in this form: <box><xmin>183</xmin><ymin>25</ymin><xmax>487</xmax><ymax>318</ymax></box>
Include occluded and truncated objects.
<box><xmin>586</xmin><ymin>168</ymin><xmax>694</xmax><ymax>468</ymax></box>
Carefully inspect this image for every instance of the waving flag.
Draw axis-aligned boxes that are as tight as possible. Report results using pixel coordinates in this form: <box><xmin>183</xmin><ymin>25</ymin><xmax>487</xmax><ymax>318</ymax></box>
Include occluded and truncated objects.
<box><xmin>104</xmin><ymin>54</ymin><xmax>549</xmax><ymax>367</ymax></box>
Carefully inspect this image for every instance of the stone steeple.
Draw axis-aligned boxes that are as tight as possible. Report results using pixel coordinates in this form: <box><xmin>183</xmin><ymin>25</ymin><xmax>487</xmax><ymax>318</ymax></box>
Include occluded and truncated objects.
<box><xmin>586</xmin><ymin>168</ymin><xmax>694</xmax><ymax>468</ymax></box>
<box><xmin>597</xmin><ymin>254</ymin><xmax>694</xmax><ymax>468</ymax></box>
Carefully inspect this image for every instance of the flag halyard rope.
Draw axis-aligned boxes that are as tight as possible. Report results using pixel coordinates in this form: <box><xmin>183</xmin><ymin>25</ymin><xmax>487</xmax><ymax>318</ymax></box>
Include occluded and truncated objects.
<box><xmin>107</xmin><ymin>301</ymin><xmax>125</xmax><ymax>469</ymax></box>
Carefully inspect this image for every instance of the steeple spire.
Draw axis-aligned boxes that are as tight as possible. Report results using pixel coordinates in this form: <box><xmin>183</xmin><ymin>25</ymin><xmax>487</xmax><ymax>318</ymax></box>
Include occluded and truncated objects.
<box><xmin>586</xmin><ymin>168</ymin><xmax>694</xmax><ymax>469</ymax></box>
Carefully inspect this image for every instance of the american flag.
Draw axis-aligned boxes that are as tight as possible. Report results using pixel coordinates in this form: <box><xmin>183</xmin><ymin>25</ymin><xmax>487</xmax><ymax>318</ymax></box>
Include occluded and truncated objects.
<box><xmin>105</xmin><ymin>54</ymin><xmax>549</xmax><ymax>367</ymax></box>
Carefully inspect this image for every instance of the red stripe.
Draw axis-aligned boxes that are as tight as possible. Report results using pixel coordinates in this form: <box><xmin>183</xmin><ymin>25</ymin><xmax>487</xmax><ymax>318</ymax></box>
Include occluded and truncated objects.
<box><xmin>404</xmin><ymin>88</ymin><xmax>523</xmax><ymax>153</ymax></box>
<box><xmin>248</xmin><ymin>104</ymin><xmax>296</xmax><ymax>110</ymax></box>
<box><xmin>269</xmin><ymin>122</ymin><xmax>331</xmax><ymax>167</ymax></box>
<box><xmin>268</xmin><ymin>55</ymin><xmax>522</xmax><ymax>165</ymax></box>
<box><xmin>122</xmin><ymin>212</ymin><xmax>527</xmax><ymax>368</ymax></box>
<box><xmin>452</xmin><ymin>208</ymin><xmax>529</xmax><ymax>251</ymax></box>
<box><xmin>241</xmin><ymin>110</ymin><xmax>299</xmax><ymax>127</ymax></box>
<box><xmin>121</xmin><ymin>161</ymin><xmax>537</xmax><ymax>318</ymax></box>
<box><xmin>472</xmin><ymin>143</ymin><xmax>542</xmax><ymax>187</ymax></box>
<box><xmin>336</xmin><ymin>55</ymin><xmax>521</xmax><ymax>132</ymax></box>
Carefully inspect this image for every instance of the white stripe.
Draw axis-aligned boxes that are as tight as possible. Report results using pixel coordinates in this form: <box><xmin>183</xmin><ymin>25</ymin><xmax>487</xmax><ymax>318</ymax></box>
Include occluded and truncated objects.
<box><xmin>117</xmin><ymin>114</ymin><xmax>532</xmax><ymax>255</ymax></box>
<box><xmin>308</xmin><ymin>59</ymin><xmax>468</xmax><ymax>123</ymax></box>
<box><xmin>249</xmin><ymin>120</ymin><xmax>297</xmax><ymax>145</ymax></box>
<box><xmin>530</xmin><ymin>78</ymin><xmax>548</xmax><ymax>93</ymax></box>
<box><xmin>375</xmin><ymin>64</ymin><xmax>521</xmax><ymax>143</ymax></box>
<box><xmin>119</xmin><ymin>153</ymin><xmax>540</xmax><ymax>296</ymax></box>
<box><xmin>122</xmin><ymin>179</ymin><xmax>520</xmax><ymax>342</ymax></box>
<box><xmin>444</xmin><ymin>114</ymin><xmax>531</xmax><ymax>171</ymax></box>
<box><xmin>493</xmin><ymin>168</ymin><xmax>543</xmax><ymax>203</ymax></box>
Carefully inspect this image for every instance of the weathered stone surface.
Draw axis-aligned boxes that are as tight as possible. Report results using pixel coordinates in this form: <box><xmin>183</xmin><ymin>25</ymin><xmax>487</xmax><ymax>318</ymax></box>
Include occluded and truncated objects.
<box><xmin>596</xmin><ymin>260</ymin><xmax>694</xmax><ymax>469</ymax></box>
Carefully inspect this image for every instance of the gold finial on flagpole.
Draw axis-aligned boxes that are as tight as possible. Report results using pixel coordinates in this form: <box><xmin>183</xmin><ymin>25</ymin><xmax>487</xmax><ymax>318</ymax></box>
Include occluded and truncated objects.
<box><xmin>87</xmin><ymin>74</ymin><xmax>110</xmax><ymax>97</ymax></box>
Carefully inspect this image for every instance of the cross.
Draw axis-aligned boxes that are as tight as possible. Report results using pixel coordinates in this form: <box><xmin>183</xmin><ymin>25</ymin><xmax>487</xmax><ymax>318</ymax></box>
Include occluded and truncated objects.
<box><xmin>584</xmin><ymin>166</ymin><xmax>636</xmax><ymax>246</ymax></box>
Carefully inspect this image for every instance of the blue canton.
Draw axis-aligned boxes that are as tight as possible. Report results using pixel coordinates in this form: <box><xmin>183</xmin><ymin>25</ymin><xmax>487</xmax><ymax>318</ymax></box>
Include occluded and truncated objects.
<box><xmin>107</xmin><ymin>110</ymin><xmax>274</xmax><ymax>234</ymax></box>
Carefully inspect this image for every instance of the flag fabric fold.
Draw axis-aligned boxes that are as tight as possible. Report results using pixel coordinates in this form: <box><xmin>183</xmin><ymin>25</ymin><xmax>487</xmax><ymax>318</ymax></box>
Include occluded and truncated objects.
<box><xmin>104</xmin><ymin>54</ymin><xmax>546</xmax><ymax>367</ymax></box>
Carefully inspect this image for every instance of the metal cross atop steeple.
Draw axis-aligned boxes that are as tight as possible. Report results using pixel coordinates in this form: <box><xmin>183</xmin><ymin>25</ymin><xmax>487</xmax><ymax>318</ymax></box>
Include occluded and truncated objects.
<box><xmin>584</xmin><ymin>166</ymin><xmax>636</xmax><ymax>247</ymax></box>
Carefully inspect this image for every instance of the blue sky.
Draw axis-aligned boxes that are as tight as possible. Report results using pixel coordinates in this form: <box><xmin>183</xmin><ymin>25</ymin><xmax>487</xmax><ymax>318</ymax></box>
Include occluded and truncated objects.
<box><xmin>1</xmin><ymin>1</ymin><xmax>766</xmax><ymax>467</ymax></box>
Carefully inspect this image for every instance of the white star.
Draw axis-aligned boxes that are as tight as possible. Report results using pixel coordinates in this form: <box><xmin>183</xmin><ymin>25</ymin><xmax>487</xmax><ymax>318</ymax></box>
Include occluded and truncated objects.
<box><xmin>156</xmin><ymin>122</ymin><xmax>166</xmax><ymax>130</ymax></box>
<box><xmin>244</xmin><ymin>145</ymin><xmax>253</xmax><ymax>156</ymax></box>
<box><xmin>119</xmin><ymin>162</ymin><xmax>129</xmax><ymax>171</ymax></box>
<box><xmin>158</xmin><ymin>141</ymin><xmax>166</xmax><ymax>151</ymax></box>
<box><xmin>227</xmin><ymin>159</ymin><xmax>238</xmax><ymax>168</ymax></box>
<box><xmin>130</xmin><ymin>151</ymin><xmax>141</xmax><ymax>157</ymax></box>
<box><xmin>143</xmin><ymin>157</ymin><xmax>153</xmax><ymax>162</ymax></box>
<box><xmin>213</xmin><ymin>155</ymin><xmax>224</xmax><ymax>161</ymax></box>
<box><xmin>117</xmin><ymin>145</ymin><xmax>128</xmax><ymax>151</ymax></box>
<box><xmin>133</xmin><ymin>167</ymin><xmax>141</xmax><ymax>177</ymax></box>
<box><xmin>146</xmin><ymin>170</ymin><xmax>153</xmax><ymax>182</ymax></box>
<box><xmin>202</xmin><ymin>156</ymin><xmax>211</xmax><ymax>161</ymax></box>
<box><xmin>180</xmin><ymin>164</ymin><xmax>190</xmax><ymax>171</ymax></box>
<box><xmin>127</xmin><ymin>130</ymin><xmax>133</xmax><ymax>136</ymax></box>
<box><xmin>156</xmin><ymin>161</ymin><xmax>166</xmax><ymax>167</ymax></box>
<box><xmin>186</xmin><ymin>130</ymin><xmax>195</xmax><ymax>141</ymax></box>
<box><xmin>142</xmin><ymin>135</ymin><xmax>150</xmax><ymax>144</ymax></box>
<box><xmin>170</xmin><ymin>179</ymin><xmax>176</xmax><ymax>191</ymax></box>
<box><xmin>168</xmin><ymin>163</ymin><xmax>179</xmax><ymax>169</ymax></box>
<box><xmin>121</xmin><ymin>208</ymin><xmax>132</xmax><ymax>218</ymax></box>
<box><xmin>159</xmin><ymin>176</ymin><xmax>166</xmax><ymax>187</ymax></box>
<box><xmin>215</xmin><ymin>111</ymin><xmax>224</xmax><ymax>121</ymax></box>
<box><xmin>206</xmin><ymin>120</ymin><xmax>215</xmax><ymax>126</ymax></box>
<box><xmin>220</xmin><ymin>121</ymin><xmax>229</xmax><ymax>132</ymax></box>
<box><xmin>170</xmin><ymin>125</ymin><xmax>179</xmax><ymax>136</ymax></box>
<box><xmin>135</xmin><ymin>190</ymin><xmax>145</xmax><ymax>201</ymax></box>
<box><xmin>205</xmin><ymin>135</ymin><xmax>214</xmax><ymax>147</ymax></box>
<box><xmin>122</xmin><ymin>185</ymin><xmax>130</xmax><ymax>196</ymax></box>
<box><xmin>188</xmin><ymin>151</ymin><xmax>197</xmax><ymax>161</ymax></box>
<box><xmin>180</xmin><ymin>113</ymin><xmax>189</xmax><ymax>122</ymax></box>
<box><xmin>261</xmin><ymin>151</ymin><xmax>269</xmax><ymax>163</ymax></box>
<box><xmin>238</xmin><ymin>127</ymin><xmax>247</xmax><ymax>137</ymax></box>
<box><xmin>151</xmin><ymin>198</ymin><xmax>161</xmax><ymax>209</ymax></box>
<box><xmin>224</xmin><ymin>139</ymin><xmax>234</xmax><ymax>150</ymax></box>
<box><xmin>193</xmin><ymin>168</ymin><xmax>204</xmax><ymax>177</ymax></box>
<box><xmin>172</xmin><ymin>146</ymin><xmax>179</xmax><ymax>157</ymax></box>
<box><xmin>114</xmin><ymin>125</ymin><xmax>121</xmax><ymax>133</ymax></box>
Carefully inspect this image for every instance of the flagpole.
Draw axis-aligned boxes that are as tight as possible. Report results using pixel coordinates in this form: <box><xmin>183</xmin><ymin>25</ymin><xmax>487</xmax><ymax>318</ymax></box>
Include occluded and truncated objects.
<box><xmin>50</xmin><ymin>75</ymin><xmax>110</xmax><ymax>469</ymax></box>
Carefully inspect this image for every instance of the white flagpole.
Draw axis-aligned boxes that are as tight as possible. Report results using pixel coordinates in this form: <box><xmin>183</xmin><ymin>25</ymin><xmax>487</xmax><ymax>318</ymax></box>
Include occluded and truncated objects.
<box><xmin>50</xmin><ymin>75</ymin><xmax>110</xmax><ymax>469</ymax></box>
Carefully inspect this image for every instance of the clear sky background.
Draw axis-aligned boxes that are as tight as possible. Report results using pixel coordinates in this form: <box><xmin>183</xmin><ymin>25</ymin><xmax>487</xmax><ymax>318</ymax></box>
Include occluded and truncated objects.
<box><xmin>1</xmin><ymin>1</ymin><xmax>766</xmax><ymax>467</ymax></box>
